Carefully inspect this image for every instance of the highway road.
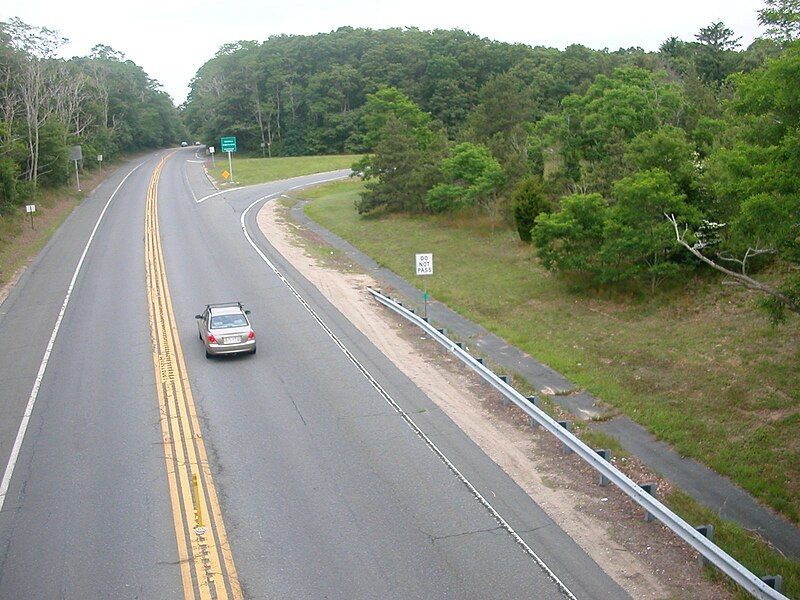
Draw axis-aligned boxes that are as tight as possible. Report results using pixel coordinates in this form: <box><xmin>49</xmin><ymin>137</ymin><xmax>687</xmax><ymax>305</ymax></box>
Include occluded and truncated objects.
<box><xmin>0</xmin><ymin>149</ymin><xmax>629</xmax><ymax>599</ymax></box>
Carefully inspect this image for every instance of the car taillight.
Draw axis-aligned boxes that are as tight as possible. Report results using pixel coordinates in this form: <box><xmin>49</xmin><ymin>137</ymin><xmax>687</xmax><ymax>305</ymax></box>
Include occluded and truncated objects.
<box><xmin>208</xmin><ymin>334</ymin><xmax>217</xmax><ymax>344</ymax></box>
<box><xmin>247</xmin><ymin>330</ymin><xmax>255</xmax><ymax>340</ymax></box>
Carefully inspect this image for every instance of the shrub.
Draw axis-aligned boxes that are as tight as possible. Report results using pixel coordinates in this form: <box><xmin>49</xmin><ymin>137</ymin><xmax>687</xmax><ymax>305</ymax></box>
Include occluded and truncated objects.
<box><xmin>511</xmin><ymin>176</ymin><xmax>550</xmax><ymax>242</ymax></box>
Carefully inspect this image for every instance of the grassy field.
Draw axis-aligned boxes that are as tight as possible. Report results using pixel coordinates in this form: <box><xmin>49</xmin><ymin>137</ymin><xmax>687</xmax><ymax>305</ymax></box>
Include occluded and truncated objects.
<box><xmin>207</xmin><ymin>154</ymin><xmax>360</xmax><ymax>186</ymax></box>
<box><xmin>301</xmin><ymin>179</ymin><xmax>800</xmax><ymax>527</ymax></box>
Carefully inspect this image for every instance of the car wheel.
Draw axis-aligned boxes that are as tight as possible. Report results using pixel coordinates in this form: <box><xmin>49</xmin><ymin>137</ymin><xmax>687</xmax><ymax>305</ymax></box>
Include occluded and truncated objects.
<box><xmin>205</xmin><ymin>349</ymin><xmax>212</xmax><ymax>359</ymax></box>
<box><xmin>199</xmin><ymin>331</ymin><xmax>202</xmax><ymax>340</ymax></box>
<box><xmin>250</xmin><ymin>347</ymin><xmax>257</xmax><ymax>355</ymax></box>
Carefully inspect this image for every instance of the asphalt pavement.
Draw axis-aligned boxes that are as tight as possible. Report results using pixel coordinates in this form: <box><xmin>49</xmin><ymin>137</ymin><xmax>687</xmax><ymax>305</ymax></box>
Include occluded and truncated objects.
<box><xmin>0</xmin><ymin>149</ymin><xmax>629</xmax><ymax>598</ymax></box>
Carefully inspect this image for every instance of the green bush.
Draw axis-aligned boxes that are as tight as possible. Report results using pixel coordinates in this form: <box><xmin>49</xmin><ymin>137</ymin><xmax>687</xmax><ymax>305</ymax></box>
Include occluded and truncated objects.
<box><xmin>533</xmin><ymin>193</ymin><xmax>608</xmax><ymax>274</ymax></box>
<box><xmin>511</xmin><ymin>176</ymin><xmax>550</xmax><ymax>242</ymax></box>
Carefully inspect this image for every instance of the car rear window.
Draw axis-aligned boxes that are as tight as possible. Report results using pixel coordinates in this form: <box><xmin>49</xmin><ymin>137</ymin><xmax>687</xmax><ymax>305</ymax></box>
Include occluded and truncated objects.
<box><xmin>210</xmin><ymin>314</ymin><xmax>248</xmax><ymax>329</ymax></box>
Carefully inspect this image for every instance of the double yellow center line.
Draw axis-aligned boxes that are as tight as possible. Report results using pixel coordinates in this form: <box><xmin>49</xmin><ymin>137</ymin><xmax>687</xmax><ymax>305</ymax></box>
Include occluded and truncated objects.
<box><xmin>145</xmin><ymin>153</ymin><xmax>243</xmax><ymax>600</ymax></box>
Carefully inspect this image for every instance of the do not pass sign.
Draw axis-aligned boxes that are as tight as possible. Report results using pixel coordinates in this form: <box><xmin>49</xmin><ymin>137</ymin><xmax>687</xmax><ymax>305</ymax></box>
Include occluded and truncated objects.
<box><xmin>415</xmin><ymin>253</ymin><xmax>433</xmax><ymax>276</ymax></box>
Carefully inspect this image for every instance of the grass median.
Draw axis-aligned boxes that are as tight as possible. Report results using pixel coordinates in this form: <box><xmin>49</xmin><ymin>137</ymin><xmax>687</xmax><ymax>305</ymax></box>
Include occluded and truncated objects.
<box><xmin>207</xmin><ymin>154</ymin><xmax>360</xmax><ymax>187</ymax></box>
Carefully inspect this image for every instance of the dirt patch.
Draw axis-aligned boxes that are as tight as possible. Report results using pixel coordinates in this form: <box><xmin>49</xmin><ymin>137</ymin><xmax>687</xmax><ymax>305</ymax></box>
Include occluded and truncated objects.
<box><xmin>256</xmin><ymin>199</ymin><xmax>731</xmax><ymax>600</ymax></box>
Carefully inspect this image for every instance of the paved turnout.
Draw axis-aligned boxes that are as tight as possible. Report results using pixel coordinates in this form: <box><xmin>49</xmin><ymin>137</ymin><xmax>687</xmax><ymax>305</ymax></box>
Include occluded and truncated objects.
<box><xmin>0</xmin><ymin>149</ymin><xmax>629</xmax><ymax>599</ymax></box>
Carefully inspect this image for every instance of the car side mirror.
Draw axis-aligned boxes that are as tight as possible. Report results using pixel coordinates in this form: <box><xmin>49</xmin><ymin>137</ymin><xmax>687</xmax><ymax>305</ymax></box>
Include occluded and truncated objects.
<box><xmin>244</xmin><ymin>310</ymin><xmax>251</xmax><ymax>315</ymax></box>
<box><xmin>195</xmin><ymin>314</ymin><xmax>202</xmax><ymax>320</ymax></box>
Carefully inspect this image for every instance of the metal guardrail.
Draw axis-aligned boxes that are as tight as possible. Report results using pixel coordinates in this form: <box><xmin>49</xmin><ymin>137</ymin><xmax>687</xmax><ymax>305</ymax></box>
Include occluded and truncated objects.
<box><xmin>367</xmin><ymin>287</ymin><xmax>788</xmax><ymax>600</ymax></box>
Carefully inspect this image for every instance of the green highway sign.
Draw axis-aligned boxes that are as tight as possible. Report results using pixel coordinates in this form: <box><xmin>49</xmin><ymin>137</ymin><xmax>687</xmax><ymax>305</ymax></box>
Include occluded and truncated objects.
<box><xmin>220</xmin><ymin>136</ymin><xmax>237</xmax><ymax>152</ymax></box>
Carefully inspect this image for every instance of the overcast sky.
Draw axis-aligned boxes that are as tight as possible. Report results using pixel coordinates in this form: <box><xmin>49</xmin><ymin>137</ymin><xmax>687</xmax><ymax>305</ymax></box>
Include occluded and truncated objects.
<box><xmin>3</xmin><ymin>0</ymin><xmax>765</xmax><ymax>105</ymax></box>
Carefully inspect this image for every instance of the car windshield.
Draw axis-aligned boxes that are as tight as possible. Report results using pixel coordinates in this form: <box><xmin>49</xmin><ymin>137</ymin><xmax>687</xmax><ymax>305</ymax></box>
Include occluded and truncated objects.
<box><xmin>210</xmin><ymin>313</ymin><xmax>248</xmax><ymax>329</ymax></box>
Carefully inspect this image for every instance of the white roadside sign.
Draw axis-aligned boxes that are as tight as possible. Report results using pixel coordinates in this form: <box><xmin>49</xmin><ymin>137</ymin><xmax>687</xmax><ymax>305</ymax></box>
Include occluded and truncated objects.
<box><xmin>25</xmin><ymin>204</ymin><xmax>35</xmax><ymax>213</ymax></box>
<box><xmin>415</xmin><ymin>253</ymin><xmax>433</xmax><ymax>276</ymax></box>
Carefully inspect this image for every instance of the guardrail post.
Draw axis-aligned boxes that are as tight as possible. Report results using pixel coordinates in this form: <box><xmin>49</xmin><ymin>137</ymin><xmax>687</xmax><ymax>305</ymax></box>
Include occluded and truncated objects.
<box><xmin>498</xmin><ymin>374</ymin><xmax>511</xmax><ymax>406</ymax></box>
<box><xmin>640</xmin><ymin>483</ymin><xmax>658</xmax><ymax>521</ymax></box>
<box><xmin>557</xmin><ymin>421</ymin><xmax>573</xmax><ymax>454</ymax></box>
<box><xmin>437</xmin><ymin>328</ymin><xmax>445</xmax><ymax>335</ymax></box>
<box><xmin>456</xmin><ymin>342</ymin><xmax>463</xmax><ymax>349</ymax></box>
<box><xmin>695</xmin><ymin>525</ymin><xmax>714</xmax><ymax>567</ymax></box>
<box><xmin>761</xmin><ymin>575</ymin><xmax>783</xmax><ymax>592</ymax></box>
<box><xmin>595</xmin><ymin>449</ymin><xmax>611</xmax><ymax>486</ymax></box>
<box><xmin>527</xmin><ymin>396</ymin><xmax>539</xmax><ymax>428</ymax></box>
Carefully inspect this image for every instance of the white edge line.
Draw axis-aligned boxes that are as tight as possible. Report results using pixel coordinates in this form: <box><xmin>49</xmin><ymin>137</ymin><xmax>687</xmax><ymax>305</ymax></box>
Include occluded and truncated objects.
<box><xmin>238</xmin><ymin>179</ymin><xmax>578</xmax><ymax>600</ymax></box>
<box><xmin>195</xmin><ymin>188</ymin><xmax>229</xmax><ymax>204</ymax></box>
<box><xmin>182</xmin><ymin>159</ymin><xmax>198</xmax><ymax>203</ymax></box>
<box><xmin>195</xmin><ymin>169</ymin><xmax>352</xmax><ymax>204</ymax></box>
<box><xmin>0</xmin><ymin>161</ymin><xmax>145</xmax><ymax>512</ymax></box>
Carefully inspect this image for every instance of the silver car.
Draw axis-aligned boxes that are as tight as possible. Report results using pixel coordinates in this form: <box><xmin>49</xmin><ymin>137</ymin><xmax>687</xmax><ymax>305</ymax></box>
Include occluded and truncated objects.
<box><xmin>195</xmin><ymin>303</ymin><xmax>256</xmax><ymax>358</ymax></box>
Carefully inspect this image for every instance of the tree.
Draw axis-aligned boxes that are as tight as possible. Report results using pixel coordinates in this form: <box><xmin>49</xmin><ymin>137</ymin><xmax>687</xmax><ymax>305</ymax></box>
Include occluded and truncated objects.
<box><xmin>426</xmin><ymin>142</ymin><xmax>505</xmax><ymax>216</ymax></box>
<box><xmin>0</xmin><ymin>122</ymin><xmax>19</xmax><ymax>211</ymax></box>
<box><xmin>0</xmin><ymin>17</ymin><xmax>184</xmax><ymax>208</ymax></box>
<box><xmin>601</xmin><ymin>169</ymin><xmax>698</xmax><ymax>289</ymax></box>
<box><xmin>558</xmin><ymin>67</ymin><xmax>686</xmax><ymax>193</ymax></box>
<box><xmin>758</xmin><ymin>0</ymin><xmax>800</xmax><ymax>45</ymax></box>
<box><xmin>35</xmin><ymin>118</ymin><xmax>68</xmax><ymax>187</ymax></box>
<box><xmin>695</xmin><ymin>21</ymin><xmax>742</xmax><ymax>83</ymax></box>
<box><xmin>420</xmin><ymin>54</ymin><xmax>473</xmax><ymax>133</ymax></box>
<box><xmin>511</xmin><ymin>176</ymin><xmax>550</xmax><ymax>242</ymax></box>
<box><xmin>464</xmin><ymin>71</ymin><xmax>538</xmax><ymax>186</ymax></box>
<box><xmin>623</xmin><ymin>126</ymin><xmax>703</xmax><ymax>208</ymax></box>
<box><xmin>1</xmin><ymin>19</ymin><xmax>67</xmax><ymax>192</ymax></box>
<box><xmin>354</xmin><ymin>89</ymin><xmax>445</xmax><ymax>214</ymax></box>
<box><xmin>360</xmin><ymin>86</ymin><xmax>433</xmax><ymax>149</ymax></box>
<box><xmin>675</xmin><ymin>41</ymin><xmax>800</xmax><ymax>319</ymax></box>
<box><xmin>532</xmin><ymin>193</ymin><xmax>608</xmax><ymax>275</ymax></box>
<box><xmin>355</xmin><ymin>114</ymin><xmax>446</xmax><ymax>214</ymax></box>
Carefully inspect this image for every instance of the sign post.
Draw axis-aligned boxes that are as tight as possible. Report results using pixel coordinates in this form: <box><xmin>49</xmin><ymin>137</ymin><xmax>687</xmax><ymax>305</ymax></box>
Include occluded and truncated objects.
<box><xmin>97</xmin><ymin>154</ymin><xmax>103</xmax><ymax>172</ymax></box>
<box><xmin>70</xmin><ymin>145</ymin><xmax>83</xmax><ymax>191</ymax></box>
<box><xmin>415</xmin><ymin>253</ymin><xmax>433</xmax><ymax>321</ymax></box>
<box><xmin>25</xmin><ymin>204</ymin><xmax>36</xmax><ymax>229</ymax></box>
<box><xmin>209</xmin><ymin>145</ymin><xmax>215</xmax><ymax>167</ymax></box>
<box><xmin>220</xmin><ymin>136</ymin><xmax>237</xmax><ymax>183</ymax></box>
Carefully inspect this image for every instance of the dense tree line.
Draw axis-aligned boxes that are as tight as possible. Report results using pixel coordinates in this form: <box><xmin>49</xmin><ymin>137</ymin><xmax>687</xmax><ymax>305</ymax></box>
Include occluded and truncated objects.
<box><xmin>186</xmin><ymin>2</ymin><xmax>798</xmax><ymax>317</ymax></box>
<box><xmin>0</xmin><ymin>18</ymin><xmax>185</xmax><ymax>212</ymax></box>
<box><xmin>182</xmin><ymin>27</ymin><xmax>647</xmax><ymax>155</ymax></box>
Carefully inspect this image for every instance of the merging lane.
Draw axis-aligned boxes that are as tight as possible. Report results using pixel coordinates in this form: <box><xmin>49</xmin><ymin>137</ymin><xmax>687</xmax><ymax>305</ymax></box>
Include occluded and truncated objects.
<box><xmin>0</xmin><ymin>149</ymin><xmax>629</xmax><ymax>599</ymax></box>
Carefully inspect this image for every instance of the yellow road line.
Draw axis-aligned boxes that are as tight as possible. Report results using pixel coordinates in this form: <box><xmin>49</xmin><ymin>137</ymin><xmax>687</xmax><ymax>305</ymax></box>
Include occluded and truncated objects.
<box><xmin>145</xmin><ymin>153</ymin><xmax>243</xmax><ymax>600</ymax></box>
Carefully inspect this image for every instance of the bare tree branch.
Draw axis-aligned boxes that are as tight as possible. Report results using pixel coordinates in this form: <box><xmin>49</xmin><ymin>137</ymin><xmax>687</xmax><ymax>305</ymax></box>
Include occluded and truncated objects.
<box><xmin>667</xmin><ymin>213</ymin><xmax>799</xmax><ymax>315</ymax></box>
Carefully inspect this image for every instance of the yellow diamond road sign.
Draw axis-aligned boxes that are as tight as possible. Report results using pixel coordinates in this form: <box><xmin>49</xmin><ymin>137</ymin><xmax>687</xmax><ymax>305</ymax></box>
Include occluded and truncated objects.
<box><xmin>222</xmin><ymin>170</ymin><xmax>230</xmax><ymax>179</ymax></box>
